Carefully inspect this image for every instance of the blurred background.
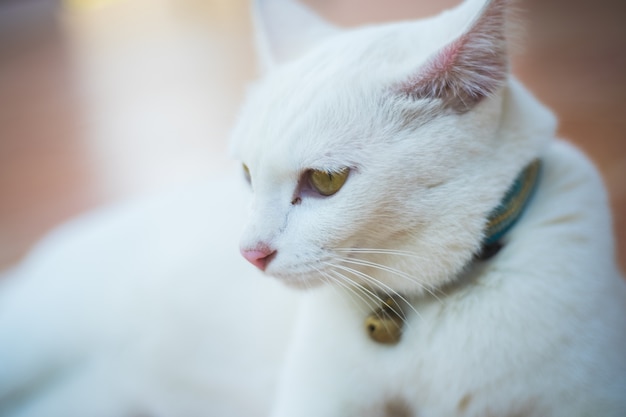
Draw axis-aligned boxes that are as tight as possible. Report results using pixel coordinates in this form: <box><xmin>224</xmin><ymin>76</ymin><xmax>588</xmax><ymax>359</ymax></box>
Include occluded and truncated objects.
<box><xmin>0</xmin><ymin>0</ymin><xmax>625</xmax><ymax>272</ymax></box>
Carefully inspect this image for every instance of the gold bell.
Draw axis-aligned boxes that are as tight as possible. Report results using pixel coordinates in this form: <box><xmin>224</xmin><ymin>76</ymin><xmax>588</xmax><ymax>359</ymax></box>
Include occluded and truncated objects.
<box><xmin>365</xmin><ymin>297</ymin><xmax>404</xmax><ymax>345</ymax></box>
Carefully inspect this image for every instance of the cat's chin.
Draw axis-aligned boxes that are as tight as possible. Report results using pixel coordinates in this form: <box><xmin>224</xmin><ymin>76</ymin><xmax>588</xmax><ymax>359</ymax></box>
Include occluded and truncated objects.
<box><xmin>270</xmin><ymin>272</ymin><xmax>327</xmax><ymax>290</ymax></box>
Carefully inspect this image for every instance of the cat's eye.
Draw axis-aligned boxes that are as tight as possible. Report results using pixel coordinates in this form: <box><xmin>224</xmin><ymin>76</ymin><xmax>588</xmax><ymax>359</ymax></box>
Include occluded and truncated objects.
<box><xmin>308</xmin><ymin>168</ymin><xmax>350</xmax><ymax>196</ymax></box>
<box><xmin>242</xmin><ymin>163</ymin><xmax>251</xmax><ymax>184</ymax></box>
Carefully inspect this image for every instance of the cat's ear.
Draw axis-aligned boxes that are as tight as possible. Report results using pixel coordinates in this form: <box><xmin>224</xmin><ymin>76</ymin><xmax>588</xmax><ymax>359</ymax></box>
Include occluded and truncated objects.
<box><xmin>396</xmin><ymin>0</ymin><xmax>511</xmax><ymax>113</ymax></box>
<box><xmin>252</xmin><ymin>0</ymin><xmax>340</xmax><ymax>71</ymax></box>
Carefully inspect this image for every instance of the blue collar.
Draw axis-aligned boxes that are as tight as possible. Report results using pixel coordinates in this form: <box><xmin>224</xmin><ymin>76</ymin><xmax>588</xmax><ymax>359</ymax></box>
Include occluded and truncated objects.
<box><xmin>483</xmin><ymin>159</ymin><xmax>541</xmax><ymax>246</ymax></box>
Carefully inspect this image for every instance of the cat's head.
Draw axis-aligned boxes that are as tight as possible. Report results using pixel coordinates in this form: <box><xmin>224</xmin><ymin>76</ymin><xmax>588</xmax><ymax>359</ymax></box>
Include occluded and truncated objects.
<box><xmin>231</xmin><ymin>0</ymin><xmax>555</xmax><ymax>294</ymax></box>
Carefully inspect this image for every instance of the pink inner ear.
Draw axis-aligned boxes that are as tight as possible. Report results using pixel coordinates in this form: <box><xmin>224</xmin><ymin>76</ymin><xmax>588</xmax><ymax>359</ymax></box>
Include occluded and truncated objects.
<box><xmin>397</xmin><ymin>0</ymin><xmax>509</xmax><ymax>113</ymax></box>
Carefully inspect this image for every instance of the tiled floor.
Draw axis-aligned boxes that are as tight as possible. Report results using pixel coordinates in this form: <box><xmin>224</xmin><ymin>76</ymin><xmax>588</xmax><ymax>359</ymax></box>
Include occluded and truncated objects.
<box><xmin>0</xmin><ymin>0</ymin><xmax>624</xmax><ymax>271</ymax></box>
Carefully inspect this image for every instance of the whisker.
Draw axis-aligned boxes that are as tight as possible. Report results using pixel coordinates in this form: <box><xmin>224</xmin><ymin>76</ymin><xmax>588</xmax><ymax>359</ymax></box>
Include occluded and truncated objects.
<box><xmin>333</xmin><ymin>247</ymin><xmax>448</xmax><ymax>298</ymax></box>
<box><xmin>327</xmin><ymin>263</ymin><xmax>397</xmax><ymax>306</ymax></box>
<box><xmin>335</xmin><ymin>247</ymin><xmax>430</xmax><ymax>261</ymax></box>
<box><xmin>325</xmin><ymin>268</ymin><xmax>404</xmax><ymax>337</ymax></box>
<box><xmin>336</xmin><ymin>257</ymin><xmax>445</xmax><ymax>304</ymax></box>
<box><xmin>327</xmin><ymin>261</ymin><xmax>422</xmax><ymax>325</ymax></box>
<box><xmin>326</xmin><ymin>268</ymin><xmax>386</xmax><ymax>311</ymax></box>
<box><xmin>313</xmin><ymin>265</ymin><xmax>378</xmax><ymax>315</ymax></box>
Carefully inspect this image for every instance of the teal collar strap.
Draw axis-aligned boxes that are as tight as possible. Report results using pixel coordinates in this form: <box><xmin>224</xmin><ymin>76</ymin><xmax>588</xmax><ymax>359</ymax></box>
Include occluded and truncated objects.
<box><xmin>483</xmin><ymin>159</ymin><xmax>542</xmax><ymax>246</ymax></box>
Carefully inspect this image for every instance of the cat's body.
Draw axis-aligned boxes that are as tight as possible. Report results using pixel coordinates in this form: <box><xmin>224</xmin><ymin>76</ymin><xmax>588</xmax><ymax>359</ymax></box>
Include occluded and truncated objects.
<box><xmin>0</xmin><ymin>178</ymin><xmax>298</xmax><ymax>417</ymax></box>
<box><xmin>1</xmin><ymin>0</ymin><xmax>626</xmax><ymax>416</ymax></box>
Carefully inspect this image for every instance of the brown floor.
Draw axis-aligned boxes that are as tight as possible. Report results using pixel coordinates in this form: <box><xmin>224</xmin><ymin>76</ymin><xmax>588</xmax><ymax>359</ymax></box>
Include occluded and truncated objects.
<box><xmin>0</xmin><ymin>0</ymin><xmax>625</xmax><ymax>272</ymax></box>
<box><xmin>0</xmin><ymin>0</ymin><xmax>100</xmax><ymax>269</ymax></box>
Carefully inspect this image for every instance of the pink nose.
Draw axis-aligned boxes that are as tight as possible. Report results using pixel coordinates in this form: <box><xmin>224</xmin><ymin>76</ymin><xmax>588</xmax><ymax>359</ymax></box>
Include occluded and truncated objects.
<box><xmin>240</xmin><ymin>246</ymin><xmax>276</xmax><ymax>271</ymax></box>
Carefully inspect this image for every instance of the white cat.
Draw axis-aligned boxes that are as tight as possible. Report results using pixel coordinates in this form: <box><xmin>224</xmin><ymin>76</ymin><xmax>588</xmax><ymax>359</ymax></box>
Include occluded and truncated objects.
<box><xmin>1</xmin><ymin>0</ymin><xmax>625</xmax><ymax>416</ymax></box>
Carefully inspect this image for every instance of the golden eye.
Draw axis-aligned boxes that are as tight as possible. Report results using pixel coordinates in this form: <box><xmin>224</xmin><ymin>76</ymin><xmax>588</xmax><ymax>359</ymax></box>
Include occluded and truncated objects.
<box><xmin>242</xmin><ymin>163</ymin><xmax>251</xmax><ymax>184</ymax></box>
<box><xmin>308</xmin><ymin>168</ymin><xmax>350</xmax><ymax>196</ymax></box>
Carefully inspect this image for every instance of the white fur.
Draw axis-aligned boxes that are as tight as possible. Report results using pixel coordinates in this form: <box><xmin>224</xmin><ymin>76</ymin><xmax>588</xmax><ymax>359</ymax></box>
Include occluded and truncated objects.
<box><xmin>0</xmin><ymin>178</ymin><xmax>297</xmax><ymax>417</ymax></box>
<box><xmin>1</xmin><ymin>0</ymin><xmax>625</xmax><ymax>416</ymax></box>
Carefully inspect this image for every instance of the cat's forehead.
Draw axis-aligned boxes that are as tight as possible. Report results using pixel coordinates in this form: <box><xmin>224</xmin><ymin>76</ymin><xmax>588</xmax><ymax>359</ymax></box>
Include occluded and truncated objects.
<box><xmin>233</xmin><ymin>63</ymin><xmax>369</xmax><ymax>168</ymax></box>
<box><xmin>234</xmin><ymin>79</ymin><xmax>369</xmax><ymax>175</ymax></box>
<box><xmin>233</xmin><ymin>25</ymin><xmax>437</xmax><ymax>149</ymax></box>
